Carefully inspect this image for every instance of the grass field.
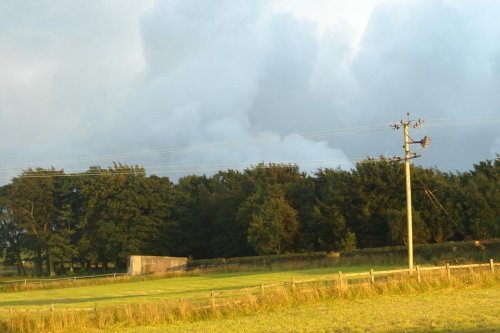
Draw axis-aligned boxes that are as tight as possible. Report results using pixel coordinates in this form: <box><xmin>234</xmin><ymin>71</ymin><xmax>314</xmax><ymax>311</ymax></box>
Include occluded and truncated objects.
<box><xmin>132</xmin><ymin>285</ymin><xmax>500</xmax><ymax>333</ymax></box>
<box><xmin>0</xmin><ymin>265</ymin><xmax>395</xmax><ymax>312</ymax></box>
<box><xmin>1</xmin><ymin>264</ymin><xmax>499</xmax><ymax>332</ymax></box>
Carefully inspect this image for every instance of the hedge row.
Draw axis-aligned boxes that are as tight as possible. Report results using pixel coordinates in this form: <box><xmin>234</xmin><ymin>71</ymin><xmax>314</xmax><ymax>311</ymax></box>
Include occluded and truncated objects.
<box><xmin>188</xmin><ymin>239</ymin><xmax>500</xmax><ymax>268</ymax></box>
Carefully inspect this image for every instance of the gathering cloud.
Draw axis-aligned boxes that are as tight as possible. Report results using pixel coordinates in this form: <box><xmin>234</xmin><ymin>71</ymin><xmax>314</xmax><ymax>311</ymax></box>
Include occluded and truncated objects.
<box><xmin>0</xmin><ymin>0</ymin><xmax>499</xmax><ymax>183</ymax></box>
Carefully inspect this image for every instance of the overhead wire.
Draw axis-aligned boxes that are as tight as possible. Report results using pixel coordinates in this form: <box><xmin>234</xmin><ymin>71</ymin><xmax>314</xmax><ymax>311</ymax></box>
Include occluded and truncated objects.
<box><xmin>0</xmin><ymin>157</ymin><xmax>378</xmax><ymax>179</ymax></box>
<box><xmin>425</xmin><ymin>116</ymin><xmax>500</xmax><ymax>127</ymax></box>
<box><xmin>0</xmin><ymin>116</ymin><xmax>497</xmax><ymax>180</ymax></box>
<box><xmin>0</xmin><ymin>123</ymin><xmax>388</xmax><ymax>172</ymax></box>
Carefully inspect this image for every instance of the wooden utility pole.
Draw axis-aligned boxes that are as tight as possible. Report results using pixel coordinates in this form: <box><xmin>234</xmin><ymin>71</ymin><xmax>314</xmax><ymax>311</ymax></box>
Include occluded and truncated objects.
<box><xmin>403</xmin><ymin>120</ymin><xmax>414</xmax><ymax>270</ymax></box>
<box><xmin>391</xmin><ymin>114</ymin><xmax>430</xmax><ymax>271</ymax></box>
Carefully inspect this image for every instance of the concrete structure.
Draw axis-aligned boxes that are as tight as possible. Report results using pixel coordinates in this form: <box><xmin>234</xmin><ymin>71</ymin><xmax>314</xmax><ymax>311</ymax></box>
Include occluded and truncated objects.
<box><xmin>127</xmin><ymin>255</ymin><xmax>187</xmax><ymax>276</ymax></box>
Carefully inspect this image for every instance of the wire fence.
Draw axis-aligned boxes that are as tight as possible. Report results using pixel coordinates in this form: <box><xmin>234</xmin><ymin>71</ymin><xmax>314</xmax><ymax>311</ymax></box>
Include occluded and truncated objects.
<box><xmin>1</xmin><ymin>260</ymin><xmax>497</xmax><ymax>288</ymax></box>
<box><xmin>0</xmin><ymin>272</ymin><xmax>129</xmax><ymax>286</ymax></box>
<box><xmin>185</xmin><ymin>259</ymin><xmax>500</xmax><ymax>309</ymax></box>
<box><xmin>1</xmin><ymin>259</ymin><xmax>497</xmax><ymax>313</ymax></box>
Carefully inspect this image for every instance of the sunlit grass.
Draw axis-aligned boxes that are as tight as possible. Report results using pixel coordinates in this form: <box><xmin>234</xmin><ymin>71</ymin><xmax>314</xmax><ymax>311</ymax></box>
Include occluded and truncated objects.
<box><xmin>137</xmin><ymin>285</ymin><xmax>500</xmax><ymax>333</ymax></box>
<box><xmin>1</xmin><ymin>267</ymin><xmax>498</xmax><ymax>332</ymax></box>
<box><xmin>0</xmin><ymin>265</ymin><xmax>396</xmax><ymax>310</ymax></box>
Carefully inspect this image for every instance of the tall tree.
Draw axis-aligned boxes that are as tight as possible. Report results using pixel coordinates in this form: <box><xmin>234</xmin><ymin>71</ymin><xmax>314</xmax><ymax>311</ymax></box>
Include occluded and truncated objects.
<box><xmin>351</xmin><ymin>159</ymin><xmax>405</xmax><ymax>247</ymax></box>
<box><xmin>0</xmin><ymin>184</ymin><xmax>26</xmax><ymax>275</ymax></box>
<box><xmin>209</xmin><ymin>170</ymin><xmax>254</xmax><ymax>257</ymax></box>
<box><xmin>76</xmin><ymin>164</ymin><xmax>158</xmax><ymax>270</ymax></box>
<box><xmin>145</xmin><ymin>175</ymin><xmax>178</xmax><ymax>256</ymax></box>
<box><xmin>311</xmin><ymin>168</ymin><xmax>354</xmax><ymax>251</ymax></box>
<box><xmin>172</xmin><ymin>175</ymin><xmax>214</xmax><ymax>258</ymax></box>
<box><xmin>246</xmin><ymin>185</ymin><xmax>299</xmax><ymax>255</ymax></box>
<box><xmin>9</xmin><ymin>168</ymin><xmax>62</xmax><ymax>276</ymax></box>
<box><xmin>462</xmin><ymin>159</ymin><xmax>499</xmax><ymax>239</ymax></box>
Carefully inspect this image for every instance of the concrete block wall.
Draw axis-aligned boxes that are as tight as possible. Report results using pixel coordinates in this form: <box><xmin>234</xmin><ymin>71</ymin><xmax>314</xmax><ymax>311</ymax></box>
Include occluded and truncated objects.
<box><xmin>127</xmin><ymin>255</ymin><xmax>187</xmax><ymax>276</ymax></box>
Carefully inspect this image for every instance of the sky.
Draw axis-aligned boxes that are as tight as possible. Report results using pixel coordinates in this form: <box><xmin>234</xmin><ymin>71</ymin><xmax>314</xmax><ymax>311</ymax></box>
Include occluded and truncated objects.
<box><xmin>1</xmin><ymin>0</ymin><xmax>499</xmax><ymax>183</ymax></box>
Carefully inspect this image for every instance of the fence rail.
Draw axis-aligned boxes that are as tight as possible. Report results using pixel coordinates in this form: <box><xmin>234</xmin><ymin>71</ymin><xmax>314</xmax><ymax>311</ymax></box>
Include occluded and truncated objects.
<box><xmin>1</xmin><ymin>259</ymin><xmax>498</xmax><ymax>314</ymax></box>
<box><xmin>1</xmin><ymin>259</ymin><xmax>497</xmax><ymax>289</ymax></box>
<box><xmin>0</xmin><ymin>272</ymin><xmax>128</xmax><ymax>286</ymax></box>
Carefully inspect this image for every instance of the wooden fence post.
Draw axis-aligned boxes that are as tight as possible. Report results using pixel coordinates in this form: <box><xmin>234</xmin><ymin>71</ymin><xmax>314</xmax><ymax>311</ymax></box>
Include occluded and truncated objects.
<box><xmin>370</xmin><ymin>269</ymin><xmax>375</xmax><ymax>286</ymax></box>
<box><xmin>416</xmin><ymin>265</ymin><xmax>421</xmax><ymax>283</ymax></box>
<box><xmin>446</xmin><ymin>263</ymin><xmax>451</xmax><ymax>280</ymax></box>
<box><xmin>24</xmin><ymin>279</ymin><xmax>27</xmax><ymax>286</ymax></box>
<box><xmin>260</xmin><ymin>284</ymin><xmax>264</xmax><ymax>296</ymax></box>
<box><xmin>291</xmin><ymin>278</ymin><xmax>296</xmax><ymax>292</ymax></box>
<box><xmin>339</xmin><ymin>271</ymin><xmax>346</xmax><ymax>289</ymax></box>
<box><xmin>490</xmin><ymin>259</ymin><xmax>495</xmax><ymax>274</ymax></box>
<box><xmin>210</xmin><ymin>291</ymin><xmax>215</xmax><ymax>310</ymax></box>
<box><xmin>337</xmin><ymin>271</ymin><xmax>344</xmax><ymax>298</ymax></box>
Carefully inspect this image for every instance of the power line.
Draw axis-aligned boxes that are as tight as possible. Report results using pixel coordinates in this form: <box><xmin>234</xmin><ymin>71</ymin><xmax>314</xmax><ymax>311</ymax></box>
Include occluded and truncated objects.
<box><xmin>0</xmin><ymin>116</ymin><xmax>497</xmax><ymax>178</ymax></box>
<box><xmin>0</xmin><ymin>157</ymin><xmax>386</xmax><ymax>180</ymax></box>
<box><xmin>0</xmin><ymin>123</ymin><xmax>389</xmax><ymax>172</ymax></box>
<box><xmin>426</xmin><ymin>116</ymin><xmax>500</xmax><ymax>127</ymax></box>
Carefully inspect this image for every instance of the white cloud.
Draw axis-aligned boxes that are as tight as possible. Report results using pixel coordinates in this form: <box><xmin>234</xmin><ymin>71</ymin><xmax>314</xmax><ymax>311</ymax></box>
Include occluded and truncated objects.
<box><xmin>0</xmin><ymin>0</ymin><xmax>499</xmax><ymax>183</ymax></box>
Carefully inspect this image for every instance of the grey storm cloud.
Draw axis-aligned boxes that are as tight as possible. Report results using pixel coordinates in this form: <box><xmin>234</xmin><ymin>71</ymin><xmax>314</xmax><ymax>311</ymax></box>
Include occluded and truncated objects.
<box><xmin>0</xmin><ymin>0</ymin><xmax>499</xmax><ymax>182</ymax></box>
<box><xmin>349</xmin><ymin>0</ymin><xmax>500</xmax><ymax>168</ymax></box>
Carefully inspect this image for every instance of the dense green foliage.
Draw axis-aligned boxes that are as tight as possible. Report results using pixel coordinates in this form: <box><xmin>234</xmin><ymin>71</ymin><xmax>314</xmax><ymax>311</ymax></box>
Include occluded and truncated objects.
<box><xmin>0</xmin><ymin>157</ymin><xmax>498</xmax><ymax>276</ymax></box>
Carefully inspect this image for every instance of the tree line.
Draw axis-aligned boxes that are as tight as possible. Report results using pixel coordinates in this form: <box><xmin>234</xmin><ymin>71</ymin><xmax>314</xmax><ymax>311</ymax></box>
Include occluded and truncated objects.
<box><xmin>0</xmin><ymin>157</ymin><xmax>498</xmax><ymax>276</ymax></box>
